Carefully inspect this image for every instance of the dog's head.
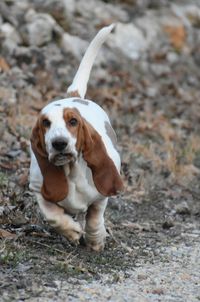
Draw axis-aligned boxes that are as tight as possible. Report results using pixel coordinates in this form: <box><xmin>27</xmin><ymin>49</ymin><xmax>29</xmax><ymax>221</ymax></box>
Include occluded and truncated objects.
<box><xmin>31</xmin><ymin>101</ymin><xmax>123</xmax><ymax>202</ymax></box>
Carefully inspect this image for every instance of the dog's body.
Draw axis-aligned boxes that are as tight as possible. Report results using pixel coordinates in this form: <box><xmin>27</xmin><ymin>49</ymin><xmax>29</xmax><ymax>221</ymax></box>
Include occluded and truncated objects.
<box><xmin>29</xmin><ymin>25</ymin><xmax>123</xmax><ymax>251</ymax></box>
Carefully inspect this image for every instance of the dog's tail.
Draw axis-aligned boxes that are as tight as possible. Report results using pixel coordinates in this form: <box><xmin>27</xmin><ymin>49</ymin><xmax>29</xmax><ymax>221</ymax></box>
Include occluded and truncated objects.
<box><xmin>67</xmin><ymin>24</ymin><xmax>115</xmax><ymax>99</ymax></box>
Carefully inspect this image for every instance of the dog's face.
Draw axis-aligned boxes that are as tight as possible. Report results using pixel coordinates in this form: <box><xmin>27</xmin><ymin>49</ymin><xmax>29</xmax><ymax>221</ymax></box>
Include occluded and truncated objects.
<box><xmin>30</xmin><ymin>100</ymin><xmax>123</xmax><ymax>202</ymax></box>
<box><xmin>39</xmin><ymin>106</ymin><xmax>82</xmax><ymax>166</ymax></box>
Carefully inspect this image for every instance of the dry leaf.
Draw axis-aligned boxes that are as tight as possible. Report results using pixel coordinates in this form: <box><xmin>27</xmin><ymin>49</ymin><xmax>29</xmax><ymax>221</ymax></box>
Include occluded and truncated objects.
<box><xmin>0</xmin><ymin>228</ymin><xmax>16</xmax><ymax>239</ymax></box>
<box><xmin>164</xmin><ymin>24</ymin><xmax>186</xmax><ymax>49</ymax></box>
<box><xmin>0</xmin><ymin>57</ymin><xmax>10</xmax><ymax>72</ymax></box>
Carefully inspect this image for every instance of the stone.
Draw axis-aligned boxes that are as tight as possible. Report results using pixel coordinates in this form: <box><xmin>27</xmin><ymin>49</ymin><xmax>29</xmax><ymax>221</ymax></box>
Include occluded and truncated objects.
<box><xmin>107</xmin><ymin>23</ymin><xmax>148</xmax><ymax>60</ymax></box>
<box><xmin>0</xmin><ymin>22</ymin><xmax>22</xmax><ymax>44</ymax></box>
<box><xmin>75</xmin><ymin>0</ymin><xmax>128</xmax><ymax>23</ymax></box>
<box><xmin>167</xmin><ymin>52</ymin><xmax>179</xmax><ymax>63</ymax></box>
<box><xmin>21</xmin><ymin>9</ymin><xmax>62</xmax><ymax>46</ymax></box>
<box><xmin>175</xmin><ymin>201</ymin><xmax>191</xmax><ymax>215</ymax></box>
<box><xmin>136</xmin><ymin>12</ymin><xmax>161</xmax><ymax>46</ymax></box>
<box><xmin>32</xmin><ymin>0</ymin><xmax>75</xmax><ymax>30</ymax></box>
<box><xmin>172</xmin><ymin>4</ymin><xmax>200</xmax><ymax>27</ymax></box>
<box><xmin>162</xmin><ymin>218</ymin><xmax>174</xmax><ymax>229</ymax></box>
<box><xmin>61</xmin><ymin>32</ymin><xmax>88</xmax><ymax>60</ymax></box>
<box><xmin>1</xmin><ymin>39</ymin><xmax>17</xmax><ymax>55</ymax></box>
<box><xmin>150</xmin><ymin>63</ymin><xmax>171</xmax><ymax>76</ymax></box>
<box><xmin>146</xmin><ymin>86</ymin><xmax>158</xmax><ymax>98</ymax></box>
<box><xmin>0</xmin><ymin>87</ymin><xmax>17</xmax><ymax>104</ymax></box>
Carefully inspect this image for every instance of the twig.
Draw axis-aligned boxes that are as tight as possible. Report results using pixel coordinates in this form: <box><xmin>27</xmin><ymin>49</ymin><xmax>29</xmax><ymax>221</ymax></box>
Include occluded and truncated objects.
<box><xmin>24</xmin><ymin>237</ymin><xmax>75</xmax><ymax>258</ymax></box>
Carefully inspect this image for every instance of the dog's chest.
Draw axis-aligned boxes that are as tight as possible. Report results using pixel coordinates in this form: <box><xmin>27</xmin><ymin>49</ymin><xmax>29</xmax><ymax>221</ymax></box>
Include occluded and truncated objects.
<box><xmin>58</xmin><ymin>158</ymin><xmax>101</xmax><ymax>214</ymax></box>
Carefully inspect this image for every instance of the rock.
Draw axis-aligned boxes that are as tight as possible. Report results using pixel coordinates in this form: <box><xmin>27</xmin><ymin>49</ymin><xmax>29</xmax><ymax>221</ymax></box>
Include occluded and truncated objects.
<box><xmin>0</xmin><ymin>87</ymin><xmax>17</xmax><ymax>104</ymax></box>
<box><xmin>167</xmin><ymin>52</ymin><xmax>179</xmax><ymax>63</ymax></box>
<box><xmin>61</xmin><ymin>32</ymin><xmax>88</xmax><ymax>60</ymax></box>
<box><xmin>150</xmin><ymin>63</ymin><xmax>171</xmax><ymax>76</ymax></box>
<box><xmin>20</xmin><ymin>9</ymin><xmax>62</xmax><ymax>46</ymax></box>
<box><xmin>175</xmin><ymin>201</ymin><xmax>191</xmax><ymax>215</ymax></box>
<box><xmin>108</xmin><ymin>23</ymin><xmax>148</xmax><ymax>60</ymax></box>
<box><xmin>0</xmin><ymin>22</ymin><xmax>22</xmax><ymax>43</ymax></box>
<box><xmin>145</xmin><ymin>86</ymin><xmax>158</xmax><ymax>98</ymax></box>
<box><xmin>1</xmin><ymin>39</ymin><xmax>17</xmax><ymax>55</ymax></box>
<box><xmin>75</xmin><ymin>0</ymin><xmax>128</xmax><ymax>23</ymax></box>
<box><xmin>0</xmin><ymin>1</ymin><xmax>18</xmax><ymax>27</ymax></box>
<box><xmin>135</xmin><ymin>12</ymin><xmax>161</xmax><ymax>45</ymax></box>
<box><xmin>7</xmin><ymin>150</ymin><xmax>21</xmax><ymax>158</ymax></box>
<box><xmin>0</xmin><ymin>14</ymin><xmax>3</xmax><ymax>26</ymax></box>
<box><xmin>32</xmin><ymin>0</ymin><xmax>75</xmax><ymax>30</ymax></box>
<box><xmin>162</xmin><ymin>218</ymin><xmax>175</xmax><ymax>229</ymax></box>
<box><xmin>172</xmin><ymin>4</ymin><xmax>200</xmax><ymax>27</ymax></box>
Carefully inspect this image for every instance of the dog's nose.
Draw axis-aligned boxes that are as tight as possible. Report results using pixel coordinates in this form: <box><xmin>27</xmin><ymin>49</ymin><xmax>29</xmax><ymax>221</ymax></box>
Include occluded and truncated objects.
<box><xmin>52</xmin><ymin>139</ymin><xmax>68</xmax><ymax>151</ymax></box>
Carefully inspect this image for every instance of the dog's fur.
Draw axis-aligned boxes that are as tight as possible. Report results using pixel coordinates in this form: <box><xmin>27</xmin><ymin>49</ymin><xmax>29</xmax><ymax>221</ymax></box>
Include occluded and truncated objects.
<box><xmin>29</xmin><ymin>24</ymin><xmax>123</xmax><ymax>251</ymax></box>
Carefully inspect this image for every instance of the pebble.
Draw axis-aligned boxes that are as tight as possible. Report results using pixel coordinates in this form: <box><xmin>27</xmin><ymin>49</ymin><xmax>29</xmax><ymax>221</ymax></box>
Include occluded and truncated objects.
<box><xmin>175</xmin><ymin>202</ymin><xmax>191</xmax><ymax>215</ymax></box>
<box><xmin>108</xmin><ymin>23</ymin><xmax>148</xmax><ymax>60</ymax></box>
<box><xmin>61</xmin><ymin>33</ymin><xmax>88</xmax><ymax>60</ymax></box>
<box><xmin>21</xmin><ymin>9</ymin><xmax>57</xmax><ymax>46</ymax></box>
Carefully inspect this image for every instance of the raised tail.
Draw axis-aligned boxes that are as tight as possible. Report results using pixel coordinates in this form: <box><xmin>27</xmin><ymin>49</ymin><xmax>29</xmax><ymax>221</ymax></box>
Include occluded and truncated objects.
<box><xmin>67</xmin><ymin>24</ymin><xmax>115</xmax><ymax>99</ymax></box>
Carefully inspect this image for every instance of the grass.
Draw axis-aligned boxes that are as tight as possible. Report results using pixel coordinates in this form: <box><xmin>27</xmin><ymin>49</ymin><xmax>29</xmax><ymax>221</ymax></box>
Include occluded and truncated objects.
<box><xmin>0</xmin><ymin>172</ymin><xmax>9</xmax><ymax>189</ymax></box>
<box><xmin>0</xmin><ymin>239</ymin><xmax>26</xmax><ymax>268</ymax></box>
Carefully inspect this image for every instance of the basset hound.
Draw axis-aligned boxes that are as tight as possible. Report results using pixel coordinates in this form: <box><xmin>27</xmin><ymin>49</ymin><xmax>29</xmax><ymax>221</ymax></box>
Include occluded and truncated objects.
<box><xmin>29</xmin><ymin>24</ymin><xmax>123</xmax><ymax>251</ymax></box>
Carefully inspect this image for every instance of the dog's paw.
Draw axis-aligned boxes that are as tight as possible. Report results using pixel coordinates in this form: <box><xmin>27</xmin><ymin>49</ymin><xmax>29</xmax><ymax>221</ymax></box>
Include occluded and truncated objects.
<box><xmin>85</xmin><ymin>227</ymin><xmax>107</xmax><ymax>252</ymax></box>
<box><xmin>85</xmin><ymin>240</ymin><xmax>105</xmax><ymax>252</ymax></box>
<box><xmin>58</xmin><ymin>220</ymin><xmax>84</xmax><ymax>244</ymax></box>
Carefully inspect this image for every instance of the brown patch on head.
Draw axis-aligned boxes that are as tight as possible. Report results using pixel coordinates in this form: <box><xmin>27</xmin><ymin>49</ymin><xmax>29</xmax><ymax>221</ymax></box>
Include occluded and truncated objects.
<box><xmin>67</xmin><ymin>90</ymin><xmax>80</xmax><ymax>98</ymax></box>
<box><xmin>104</xmin><ymin>121</ymin><xmax>117</xmax><ymax>149</ymax></box>
<box><xmin>31</xmin><ymin>114</ymin><xmax>68</xmax><ymax>203</ymax></box>
<box><xmin>63</xmin><ymin>108</ymin><xmax>83</xmax><ymax>141</ymax></box>
<box><xmin>73</xmin><ymin>99</ymin><xmax>89</xmax><ymax>106</ymax></box>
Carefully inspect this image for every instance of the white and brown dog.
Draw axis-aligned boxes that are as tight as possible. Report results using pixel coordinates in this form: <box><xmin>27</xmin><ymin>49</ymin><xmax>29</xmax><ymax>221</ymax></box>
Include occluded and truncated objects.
<box><xmin>29</xmin><ymin>24</ymin><xmax>123</xmax><ymax>251</ymax></box>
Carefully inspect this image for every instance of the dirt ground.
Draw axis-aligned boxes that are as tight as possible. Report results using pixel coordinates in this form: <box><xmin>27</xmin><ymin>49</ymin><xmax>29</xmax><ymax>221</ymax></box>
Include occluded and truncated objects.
<box><xmin>0</xmin><ymin>0</ymin><xmax>200</xmax><ymax>301</ymax></box>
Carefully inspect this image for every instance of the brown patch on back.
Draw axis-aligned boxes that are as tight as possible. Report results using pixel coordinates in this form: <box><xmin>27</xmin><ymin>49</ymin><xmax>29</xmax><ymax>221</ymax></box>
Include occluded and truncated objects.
<box><xmin>73</xmin><ymin>99</ymin><xmax>89</xmax><ymax>106</ymax></box>
<box><xmin>67</xmin><ymin>90</ymin><xmax>81</xmax><ymax>98</ymax></box>
<box><xmin>104</xmin><ymin>121</ymin><xmax>118</xmax><ymax>149</ymax></box>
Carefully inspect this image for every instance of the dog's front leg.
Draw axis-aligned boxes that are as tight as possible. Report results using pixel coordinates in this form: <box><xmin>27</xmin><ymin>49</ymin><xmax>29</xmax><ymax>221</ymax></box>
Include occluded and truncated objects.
<box><xmin>36</xmin><ymin>193</ymin><xmax>83</xmax><ymax>243</ymax></box>
<box><xmin>85</xmin><ymin>198</ymin><xmax>108</xmax><ymax>251</ymax></box>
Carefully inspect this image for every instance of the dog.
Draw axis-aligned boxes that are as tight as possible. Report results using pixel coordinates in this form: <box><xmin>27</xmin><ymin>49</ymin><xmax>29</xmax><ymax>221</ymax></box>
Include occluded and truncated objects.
<box><xmin>29</xmin><ymin>24</ymin><xmax>123</xmax><ymax>251</ymax></box>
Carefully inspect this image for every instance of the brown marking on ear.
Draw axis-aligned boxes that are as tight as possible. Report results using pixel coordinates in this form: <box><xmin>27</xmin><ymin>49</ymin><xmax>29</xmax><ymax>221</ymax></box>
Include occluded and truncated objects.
<box><xmin>31</xmin><ymin>115</ymin><xmax>68</xmax><ymax>202</ymax></box>
<box><xmin>72</xmin><ymin>99</ymin><xmax>89</xmax><ymax>106</ymax></box>
<box><xmin>67</xmin><ymin>90</ymin><xmax>80</xmax><ymax>98</ymax></box>
<box><xmin>104</xmin><ymin>121</ymin><xmax>118</xmax><ymax>150</ymax></box>
<box><xmin>81</xmin><ymin>119</ymin><xmax>123</xmax><ymax>196</ymax></box>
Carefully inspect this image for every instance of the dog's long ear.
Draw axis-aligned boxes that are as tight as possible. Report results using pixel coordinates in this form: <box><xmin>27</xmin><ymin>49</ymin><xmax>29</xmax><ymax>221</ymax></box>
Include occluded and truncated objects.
<box><xmin>31</xmin><ymin>118</ymin><xmax>68</xmax><ymax>202</ymax></box>
<box><xmin>81</xmin><ymin>120</ymin><xmax>123</xmax><ymax>196</ymax></box>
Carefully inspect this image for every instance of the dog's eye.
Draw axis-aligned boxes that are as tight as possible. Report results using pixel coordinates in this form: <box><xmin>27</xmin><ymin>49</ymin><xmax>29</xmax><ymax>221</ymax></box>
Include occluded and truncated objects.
<box><xmin>68</xmin><ymin>118</ymin><xmax>78</xmax><ymax>127</ymax></box>
<box><xmin>42</xmin><ymin>119</ymin><xmax>51</xmax><ymax>128</ymax></box>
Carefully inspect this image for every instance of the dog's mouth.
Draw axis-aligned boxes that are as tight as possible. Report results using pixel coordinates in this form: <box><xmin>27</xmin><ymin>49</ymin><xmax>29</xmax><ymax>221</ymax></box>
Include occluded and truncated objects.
<box><xmin>50</xmin><ymin>152</ymin><xmax>76</xmax><ymax>166</ymax></box>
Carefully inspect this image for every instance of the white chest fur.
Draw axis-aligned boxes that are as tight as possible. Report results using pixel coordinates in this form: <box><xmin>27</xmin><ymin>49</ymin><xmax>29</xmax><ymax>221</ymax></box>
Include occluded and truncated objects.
<box><xmin>59</xmin><ymin>156</ymin><xmax>102</xmax><ymax>214</ymax></box>
<box><xmin>30</xmin><ymin>151</ymin><xmax>102</xmax><ymax>215</ymax></box>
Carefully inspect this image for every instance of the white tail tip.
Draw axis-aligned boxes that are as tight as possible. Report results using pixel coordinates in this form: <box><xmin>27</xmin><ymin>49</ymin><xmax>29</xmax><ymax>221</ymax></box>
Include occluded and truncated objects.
<box><xmin>67</xmin><ymin>24</ymin><xmax>115</xmax><ymax>99</ymax></box>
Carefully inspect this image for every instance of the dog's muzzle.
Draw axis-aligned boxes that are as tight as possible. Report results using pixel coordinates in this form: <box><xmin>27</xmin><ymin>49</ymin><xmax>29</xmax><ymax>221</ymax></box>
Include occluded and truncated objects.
<box><xmin>49</xmin><ymin>139</ymin><xmax>76</xmax><ymax>166</ymax></box>
<box><xmin>51</xmin><ymin>152</ymin><xmax>76</xmax><ymax>166</ymax></box>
